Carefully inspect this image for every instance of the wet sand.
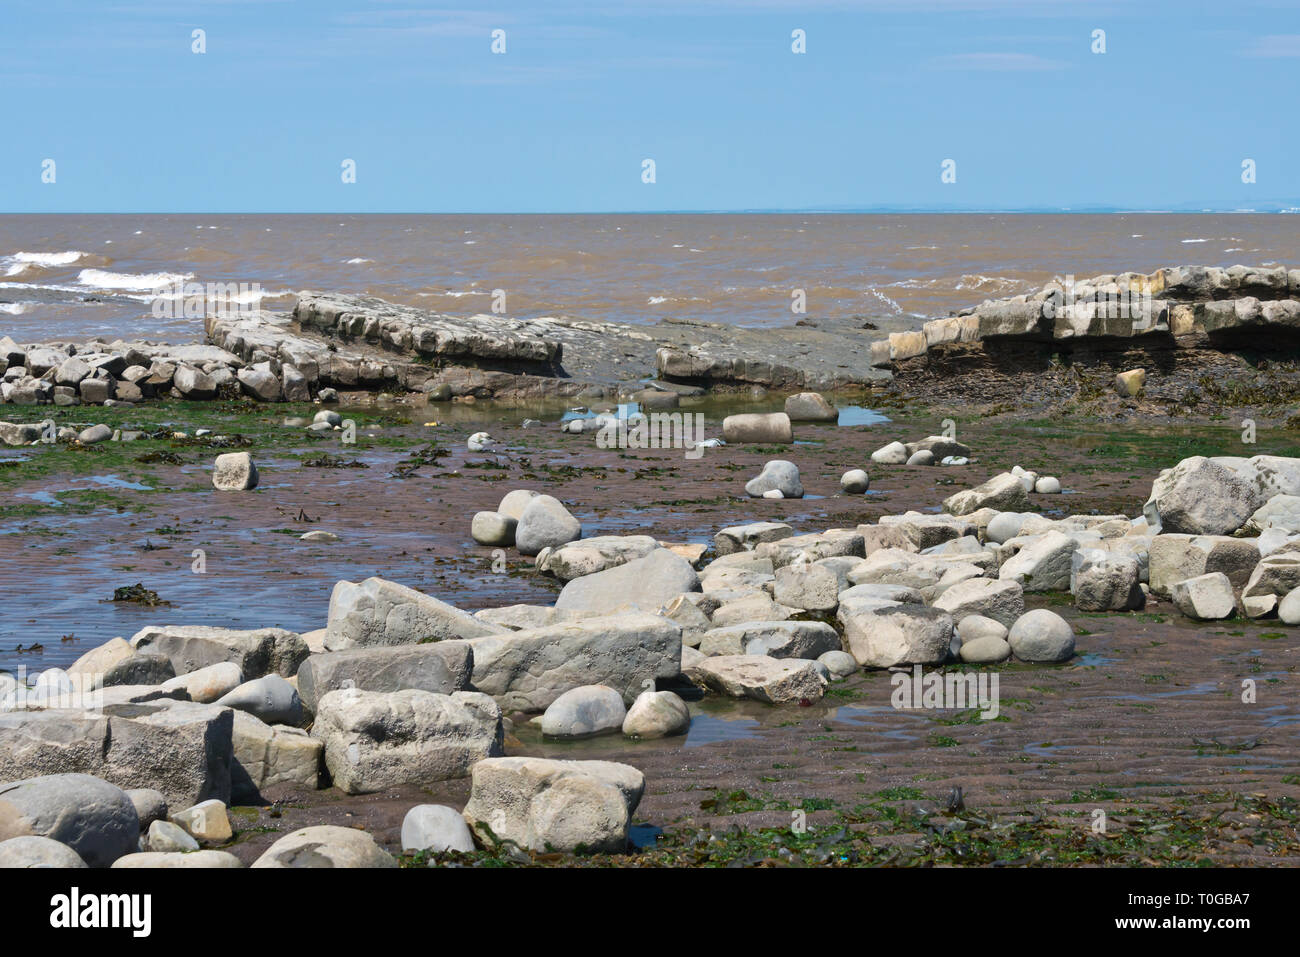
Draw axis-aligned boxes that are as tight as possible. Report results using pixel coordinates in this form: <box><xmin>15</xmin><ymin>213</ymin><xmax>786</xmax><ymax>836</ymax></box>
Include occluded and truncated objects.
<box><xmin>2</xmin><ymin>396</ymin><xmax>1299</xmax><ymax>864</ymax></box>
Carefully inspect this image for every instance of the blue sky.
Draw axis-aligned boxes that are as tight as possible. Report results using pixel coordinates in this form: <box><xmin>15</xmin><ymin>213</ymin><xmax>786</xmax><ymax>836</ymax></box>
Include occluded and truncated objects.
<box><xmin>3</xmin><ymin>0</ymin><xmax>1299</xmax><ymax>212</ymax></box>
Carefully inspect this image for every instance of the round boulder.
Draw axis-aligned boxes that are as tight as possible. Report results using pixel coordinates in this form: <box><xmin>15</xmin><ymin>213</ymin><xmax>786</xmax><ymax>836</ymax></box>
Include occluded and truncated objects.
<box><xmin>251</xmin><ymin>825</ymin><xmax>397</xmax><ymax>868</ymax></box>
<box><xmin>745</xmin><ymin>460</ymin><xmax>803</xmax><ymax>498</ymax></box>
<box><xmin>515</xmin><ymin>495</ymin><xmax>582</xmax><ymax>556</ymax></box>
<box><xmin>621</xmin><ymin>690</ymin><xmax>690</xmax><ymax>738</ymax></box>
<box><xmin>541</xmin><ymin>685</ymin><xmax>627</xmax><ymax>738</ymax></box>
<box><xmin>0</xmin><ymin>774</ymin><xmax>139</xmax><ymax>868</ymax></box>
<box><xmin>1008</xmin><ymin>608</ymin><xmax>1075</xmax><ymax>663</ymax></box>
<box><xmin>0</xmin><ymin>835</ymin><xmax>88</xmax><ymax>868</ymax></box>
<box><xmin>840</xmin><ymin>469</ymin><xmax>870</xmax><ymax>494</ymax></box>
<box><xmin>401</xmin><ymin>804</ymin><xmax>476</xmax><ymax>854</ymax></box>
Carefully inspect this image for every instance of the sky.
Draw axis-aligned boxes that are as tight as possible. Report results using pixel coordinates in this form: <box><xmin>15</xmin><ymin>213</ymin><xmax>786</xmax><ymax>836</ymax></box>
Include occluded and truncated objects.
<box><xmin>2</xmin><ymin>0</ymin><xmax>1299</xmax><ymax>213</ymax></box>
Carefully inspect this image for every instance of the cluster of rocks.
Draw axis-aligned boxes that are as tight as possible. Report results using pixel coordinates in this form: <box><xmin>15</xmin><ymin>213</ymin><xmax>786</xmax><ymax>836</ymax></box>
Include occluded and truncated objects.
<box><xmin>872</xmin><ymin>263</ymin><xmax>1300</xmax><ymax>370</ymax></box>
<box><xmin>869</xmin><ymin>433</ymin><xmax>972</xmax><ymax>467</ymax></box>
<box><xmin>10</xmin><ymin>448</ymin><xmax>1300</xmax><ymax>866</ymax></box>
<box><xmin>6</xmin><ymin>264</ymin><xmax>1297</xmax><ymax>413</ymax></box>
<box><xmin>0</xmin><ymin>334</ymin><xmax>332</xmax><ymax>408</ymax></box>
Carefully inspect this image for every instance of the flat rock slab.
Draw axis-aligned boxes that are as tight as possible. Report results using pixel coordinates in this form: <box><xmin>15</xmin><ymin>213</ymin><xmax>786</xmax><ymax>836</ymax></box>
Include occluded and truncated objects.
<box><xmin>0</xmin><ymin>701</ymin><xmax>234</xmax><ymax>808</ymax></box>
<box><xmin>464</xmin><ymin>614</ymin><xmax>682</xmax><ymax>712</ymax></box>
<box><xmin>296</xmin><ymin>641</ymin><xmax>474</xmax><ymax>715</ymax></box>
<box><xmin>685</xmin><ymin>654</ymin><xmax>828</xmax><ymax>705</ymax></box>
<box><xmin>131</xmin><ymin>624</ymin><xmax>307</xmax><ymax>680</ymax></box>
<box><xmin>311</xmin><ymin>688</ymin><xmax>503</xmax><ymax>795</ymax></box>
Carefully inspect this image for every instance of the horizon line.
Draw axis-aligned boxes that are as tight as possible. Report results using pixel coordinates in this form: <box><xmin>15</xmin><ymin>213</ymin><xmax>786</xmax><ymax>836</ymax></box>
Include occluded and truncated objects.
<box><xmin>2</xmin><ymin>206</ymin><xmax>1299</xmax><ymax>217</ymax></box>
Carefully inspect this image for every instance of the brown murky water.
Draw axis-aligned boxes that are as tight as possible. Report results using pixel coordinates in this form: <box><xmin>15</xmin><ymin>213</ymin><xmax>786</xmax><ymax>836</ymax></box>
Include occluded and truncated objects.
<box><xmin>3</xmin><ymin>213</ymin><xmax>1299</xmax><ymax>341</ymax></box>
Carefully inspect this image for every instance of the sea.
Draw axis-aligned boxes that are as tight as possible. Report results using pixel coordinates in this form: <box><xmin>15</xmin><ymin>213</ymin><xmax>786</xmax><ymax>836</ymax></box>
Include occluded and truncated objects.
<box><xmin>3</xmin><ymin>213</ymin><xmax>1298</xmax><ymax>344</ymax></box>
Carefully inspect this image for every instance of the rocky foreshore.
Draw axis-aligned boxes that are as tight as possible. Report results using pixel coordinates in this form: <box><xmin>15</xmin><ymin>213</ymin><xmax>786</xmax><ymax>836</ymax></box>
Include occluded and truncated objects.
<box><xmin>5</xmin><ymin>262</ymin><xmax>1295</xmax><ymax>412</ymax></box>
<box><xmin>5</xmin><ymin>437</ymin><xmax>1300</xmax><ymax>867</ymax></box>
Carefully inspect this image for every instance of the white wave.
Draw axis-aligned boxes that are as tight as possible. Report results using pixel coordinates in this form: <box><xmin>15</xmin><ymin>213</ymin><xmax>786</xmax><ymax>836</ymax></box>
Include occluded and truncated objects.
<box><xmin>0</xmin><ymin>303</ymin><xmax>30</xmax><ymax>314</ymax></box>
<box><xmin>0</xmin><ymin>281</ymin><xmax>86</xmax><ymax>293</ymax></box>
<box><xmin>647</xmin><ymin>295</ymin><xmax>706</xmax><ymax>305</ymax></box>
<box><xmin>866</xmin><ymin>288</ymin><xmax>904</xmax><ymax>314</ymax></box>
<box><xmin>1181</xmin><ymin>238</ymin><xmax>1209</xmax><ymax>244</ymax></box>
<box><xmin>76</xmin><ymin>268</ymin><xmax>194</xmax><ymax>292</ymax></box>
<box><xmin>953</xmin><ymin>274</ymin><xmax>1022</xmax><ymax>292</ymax></box>
<box><xmin>344</xmin><ymin>257</ymin><xmax>373</xmax><ymax>264</ymax></box>
<box><xmin>10</xmin><ymin>250</ymin><xmax>86</xmax><ymax>267</ymax></box>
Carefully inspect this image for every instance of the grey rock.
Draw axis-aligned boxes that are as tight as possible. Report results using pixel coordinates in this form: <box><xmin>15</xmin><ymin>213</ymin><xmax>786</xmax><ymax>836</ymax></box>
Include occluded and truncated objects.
<box><xmin>471</xmin><ymin>511</ymin><xmax>517</xmax><ymax>546</ymax></box>
<box><xmin>722</xmin><ymin>412</ymin><xmax>793</xmax><ymax>444</ymax></box>
<box><xmin>745</xmin><ymin>459</ymin><xmax>804</xmax><ymax>498</ymax></box>
<box><xmin>125</xmin><ymin>789</ymin><xmax>168</xmax><ymax>829</ymax></box>
<box><xmin>174</xmin><ymin>365</ymin><xmax>216</xmax><ymax>400</ymax></box>
<box><xmin>838</xmin><ymin>601</ymin><xmax>953</xmax><ymax>668</ymax></box>
<box><xmin>713</xmin><ymin>521</ymin><xmax>793</xmax><ymax>555</ymax></box>
<box><xmin>840</xmin><ymin>469</ymin><xmax>870</xmax><ymax>493</ymax></box>
<box><xmin>540</xmin><ymin>685</ymin><xmax>627</xmax><ymax>738</ymax></box>
<box><xmin>932</xmin><ymin>577</ymin><xmax>1024</xmax><ymax>627</ymax></box>
<box><xmin>959</xmin><ymin>635</ymin><xmax>1012</xmax><ymax>663</ymax></box>
<box><xmin>215</xmin><ymin>675</ymin><xmax>302</xmax><ymax>725</ymax></box>
<box><xmin>784</xmin><ymin>392</ymin><xmax>837</xmax><ymax>421</ymax></box>
<box><xmin>554</xmin><ymin>549</ymin><xmax>699</xmax><ymax>615</ymax></box>
<box><xmin>462</xmin><ymin>757</ymin><xmax>644</xmax><ymax>854</ymax></box>
<box><xmin>102</xmin><ymin>653</ymin><xmax>175</xmax><ymax>688</ymax></box>
<box><xmin>985</xmin><ymin>512</ymin><xmax>1025</xmax><ymax>544</ymax></box>
<box><xmin>870</xmin><ymin>441</ymin><xmax>909</xmax><ymax>464</ymax></box>
<box><xmin>251</xmin><ymin>825</ymin><xmax>397</xmax><ymax>868</ymax></box>
<box><xmin>817</xmin><ymin>649</ymin><xmax>859</xmax><ymax>678</ymax></box>
<box><xmin>237</xmin><ymin>367</ymin><xmax>281</xmax><ymax>402</ymax></box>
<box><xmin>212</xmin><ymin>451</ymin><xmax>258</xmax><ymax>490</ymax></box>
<box><xmin>621</xmin><ymin>690</ymin><xmax>690</xmax><ymax>738</ymax></box>
<box><xmin>465</xmin><ymin>614</ymin><xmax>682</xmax><ymax>712</ymax></box>
<box><xmin>113</xmin><ymin>850</ymin><xmax>244</xmax><ymax>868</ymax></box>
<box><xmin>685</xmin><ymin>654</ymin><xmax>827</xmax><ymax>705</ymax></box>
<box><xmin>1008</xmin><ymin>609</ymin><xmax>1075</xmax><ymax>663</ymax></box>
<box><xmin>0</xmin><ymin>774</ymin><xmax>138</xmax><ymax>868</ymax></box>
<box><xmin>159</xmin><ymin>662</ymin><xmax>243</xmax><ymax>703</ymax></box>
<box><xmin>132</xmin><ymin>624</ymin><xmax>307</xmax><ymax>680</ymax></box>
<box><xmin>324</xmin><ymin>577</ymin><xmax>502</xmax><ymax>651</ymax></box>
<box><xmin>498</xmin><ymin>489</ymin><xmax>540</xmax><ymax>519</ymax></box>
<box><xmin>146</xmin><ymin>820</ymin><xmax>199</xmax><ymax>853</ymax></box>
<box><xmin>1147</xmin><ymin>534</ymin><xmax>1259</xmax><ymax>596</ymax></box>
<box><xmin>1071</xmin><ymin>549</ymin><xmax>1144</xmax><ymax>611</ymax></box>
<box><xmin>1143</xmin><ymin>456</ymin><xmax>1263</xmax><ymax>535</ymax></box>
<box><xmin>0</xmin><ymin>702</ymin><xmax>234</xmax><ymax>808</ymax></box>
<box><xmin>711</xmin><ymin>620</ymin><xmax>841</xmax><ymax>660</ymax></box>
<box><xmin>0</xmin><ymin>835</ymin><xmax>88</xmax><ymax>868</ymax></box>
<box><xmin>230</xmin><ymin>712</ymin><xmax>323</xmax><ymax>803</ymax></box>
<box><xmin>539</xmin><ymin>535</ymin><xmax>660</xmax><ymax>581</ymax></box>
<box><xmin>1170</xmin><ymin>572</ymin><xmax>1237</xmax><ymax>621</ymax></box>
<box><xmin>943</xmin><ymin>472</ymin><xmax>1032</xmax><ymax>515</ymax></box>
<box><xmin>515</xmin><ymin>494</ymin><xmax>582</xmax><ymax>556</ymax></box>
<box><xmin>999</xmin><ymin>531</ymin><xmax>1077</xmax><ymax>591</ymax></box>
<box><xmin>311</xmin><ymin>688</ymin><xmax>503</xmax><ymax>794</ymax></box>
<box><xmin>401</xmin><ymin>804</ymin><xmax>475</xmax><ymax>854</ymax></box>
<box><xmin>1279</xmin><ymin>587</ymin><xmax>1300</xmax><ymax>625</ymax></box>
<box><xmin>296</xmin><ymin>641</ymin><xmax>473</xmax><ymax>716</ymax></box>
